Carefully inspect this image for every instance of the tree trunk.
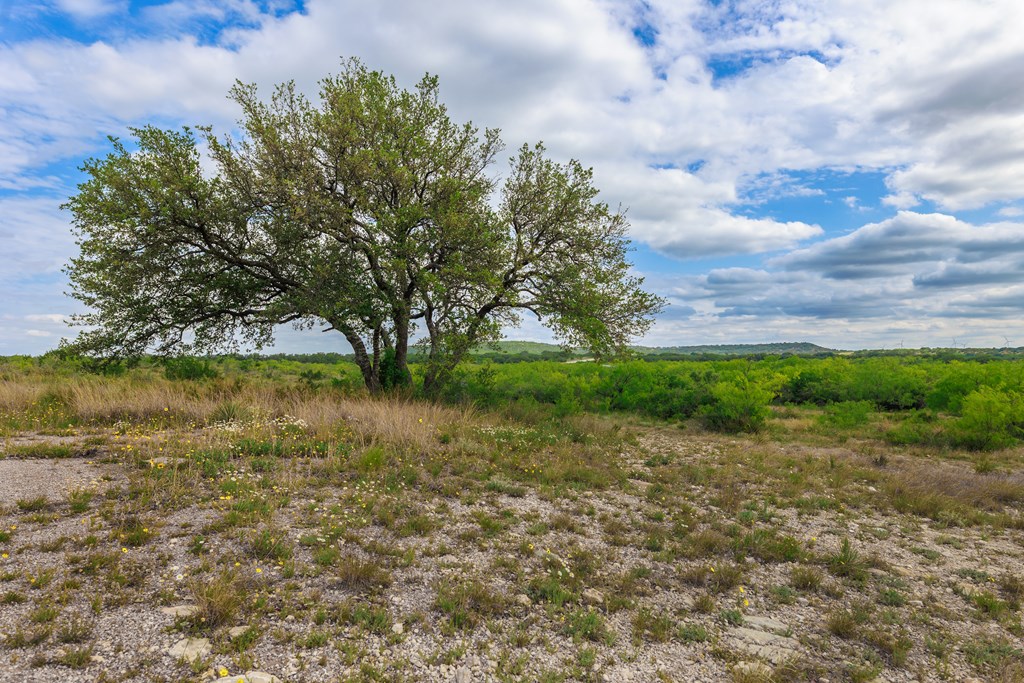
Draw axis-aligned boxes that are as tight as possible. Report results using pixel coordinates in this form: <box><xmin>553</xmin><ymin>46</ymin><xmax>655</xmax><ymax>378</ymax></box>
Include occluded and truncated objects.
<box><xmin>336</xmin><ymin>322</ymin><xmax>380</xmax><ymax>393</ymax></box>
<box><xmin>392</xmin><ymin>310</ymin><xmax>413</xmax><ymax>389</ymax></box>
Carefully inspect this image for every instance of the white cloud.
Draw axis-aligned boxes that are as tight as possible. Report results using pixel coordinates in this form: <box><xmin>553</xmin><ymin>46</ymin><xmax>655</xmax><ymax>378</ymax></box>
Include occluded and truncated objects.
<box><xmin>53</xmin><ymin>0</ymin><xmax>125</xmax><ymax>20</ymax></box>
<box><xmin>25</xmin><ymin>329</ymin><xmax>52</xmax><ymax>337</ymax></box>
<box><xmin>4</xmin><ymin>0</ymin><xmax>1024</xmax><ymax>352</ymax></box>
<box><xmin>638</xmin><ymin>210</ymin><xmax>1024</xmax><ymax>348</ymax></box>
<box><xmin>25</xmin><ymin>314</ymin><xmax>67</xmax><ymax>324</ymax></box>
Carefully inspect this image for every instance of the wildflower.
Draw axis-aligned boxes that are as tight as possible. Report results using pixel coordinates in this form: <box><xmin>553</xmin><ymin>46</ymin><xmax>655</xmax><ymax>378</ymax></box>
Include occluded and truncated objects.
<box><xmin>743</xmin><ymin>598</ymin><xmax>749</xmax><ymax>607</ymax></box>
<box><xmin>1</xmin><ymin>553</ymin><xmax>7</xmax><ymax>559</ymax></box>
<box><xmin>122</xmin><ymin>547</ymin><xmax>128</xmax><ymax>553</ymax></box>
<box><xmin>255</xmin><ymin>568</ymin><xmax>263</xmax><ymax>574</ymax></box>
<box><xmin>738</xmin><ymin>586</ymin><xmax>745</xmax><ymax>593</ymax></box>
<box><xmin>218</xmin><ymin>668</ymin><xmax>229</xmax><ymax>677</ymax></box>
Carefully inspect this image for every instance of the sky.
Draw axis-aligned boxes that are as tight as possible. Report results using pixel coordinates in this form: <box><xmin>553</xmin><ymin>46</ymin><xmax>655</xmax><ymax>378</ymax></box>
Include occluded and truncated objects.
<box><xmin>3</xmin><ymin>0</ymin><xmax>1024</xmax><ymax>354</ymax></box>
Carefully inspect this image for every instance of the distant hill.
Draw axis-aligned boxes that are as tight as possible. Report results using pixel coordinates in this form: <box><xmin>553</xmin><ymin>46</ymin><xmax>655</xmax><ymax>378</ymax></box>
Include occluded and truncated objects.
<box><xmin>465</xmin><ymin>340</ymin><xmax>835</xmax><ymax>358</ymax></box>
<box><xmin>635</xmin><ymin>342</ymin><xmax>835</xmax><ymax>356</ymax></box>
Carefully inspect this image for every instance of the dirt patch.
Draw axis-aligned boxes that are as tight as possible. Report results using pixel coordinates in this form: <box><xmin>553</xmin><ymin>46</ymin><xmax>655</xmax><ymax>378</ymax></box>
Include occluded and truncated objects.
<box><xmin>0</xmin><ymin>458</ymin><xmax>123</xmax><ymax>502</ymax></box>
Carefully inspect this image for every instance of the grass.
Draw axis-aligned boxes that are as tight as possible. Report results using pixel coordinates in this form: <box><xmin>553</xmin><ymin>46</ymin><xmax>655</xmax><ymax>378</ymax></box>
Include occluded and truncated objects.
<box><xmin>335</xmin><ymin>556</ymin><xmax>392</xmax><ymax>591</ymax></box>
<box><xmin>434</xmin><ymin>578</ymin><xmax>505</xmax><ymax>631</ymax></box>
<box><xmin>2</xmin><ymin>356</ymin><xmax>1024</xmax><ymax>681</ymax></box>
<box><xmin>187</xmin><ymin>571</ymin><xmax>246</xmax><ymax>632</ymax></box>
<box><xmin>827</xmin><ymin>538</ymin><xmax>868</xmax><ymax>582</ymax></box>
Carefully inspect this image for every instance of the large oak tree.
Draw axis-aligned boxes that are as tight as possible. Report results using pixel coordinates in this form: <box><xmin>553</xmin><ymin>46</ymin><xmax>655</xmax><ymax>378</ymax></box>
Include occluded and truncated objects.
<box><xmin>64</xmin><ymin>59</ymin><xmax>664</xmax><ymax>393</ymax></box>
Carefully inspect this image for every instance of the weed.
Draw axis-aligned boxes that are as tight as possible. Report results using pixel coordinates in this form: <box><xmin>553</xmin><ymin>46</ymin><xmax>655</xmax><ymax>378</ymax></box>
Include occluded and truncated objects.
<box><xmin>187</xmin><ymin>571</ymin><xmax>245</xmax><ymax>632</ymax></box>
<box><xmin>790</xmin><ymin>565</ymin><xmax>823</xmax><ymax>591</ymax></box>
<box><xmin>434</xmin><ymin>578</ymin><xmax>504</xmax><ymax>630</ymax></box>
<box><xmin>677</xmin><ymin>622</ymin><xmax>709</xmax><ymax>643</ymax></box>
<box><xmin>335</xmin><ymin>556</ymin><xmax>391</xmax><ymax>591</ymax></box>
<box><xmin>16</xmin><ymin>496</ymin><xmax>48</xmax><ymax>512</ymax></box>
<box><xmin>827</xmin><ymin>538</ymin><xmax>868</xmax><ymax>582</ymax></box>
<box><xmin>632</xmin><ymin>607</ymin><xmax>675</xmax><ymax>642</ymax></box>
<box><xmin>56</xmin><ymin>646</ymin><xmax>93</xmax><ymax>669</ymax></box>
<box><xmin>247</xmin><ymin>528</ymin><xmax>293</xmax><ymax>562</ymax></box>
<box><xmin>564</xmin><ymin>608</ymin><xmax>612</xmax><ymax>643</ymax></box>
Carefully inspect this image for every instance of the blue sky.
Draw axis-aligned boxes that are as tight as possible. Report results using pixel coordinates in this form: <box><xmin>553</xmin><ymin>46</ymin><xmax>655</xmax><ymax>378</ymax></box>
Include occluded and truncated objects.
<box><xmin>3</xmin><ymin>0</ymin><xmax>1024</xmax><ymax>353</ymax></box>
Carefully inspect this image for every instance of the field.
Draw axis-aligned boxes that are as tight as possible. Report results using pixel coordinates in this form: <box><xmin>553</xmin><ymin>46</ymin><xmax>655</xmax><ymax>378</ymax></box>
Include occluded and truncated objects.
<box><xmin>1</xmin><ymin>354</ymin><xmax>1023</xmax><ymax>683</ymax></box>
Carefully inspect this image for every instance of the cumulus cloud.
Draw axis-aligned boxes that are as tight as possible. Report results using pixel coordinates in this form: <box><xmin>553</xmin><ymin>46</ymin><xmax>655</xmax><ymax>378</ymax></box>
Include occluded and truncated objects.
<box><xmin>641</xmin><ymin>210</ymin><xmax>1024</xmax><ymax>348</ymax></box>
<box><xmin>4</xmin><ymin>0</ymin><xmax>1024</xmax><ymax>352</ymax></box>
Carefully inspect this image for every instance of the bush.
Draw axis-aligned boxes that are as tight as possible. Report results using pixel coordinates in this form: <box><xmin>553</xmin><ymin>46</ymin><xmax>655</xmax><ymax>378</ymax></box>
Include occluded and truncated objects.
<box><xmin>946</xmin><ymin>387</ymin><xmax>1023</xmax><ymax>451</ymax></box>
<box><xmin>819</xmin><ymin>400</ymin><xmax>873</xmax><ymax>430</ymax></box>
<box><xmin>163</xmin><ymin>356</ymin><xmax>218</xmax><ymax>381</ymax></box>
<box><xmin>699</xmin><ymin>379</ymin><xmax>774</xmax><ymax>433</ymax></box>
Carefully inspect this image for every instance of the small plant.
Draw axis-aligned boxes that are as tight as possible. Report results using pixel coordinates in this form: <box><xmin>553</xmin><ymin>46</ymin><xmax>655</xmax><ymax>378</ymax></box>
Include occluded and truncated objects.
<box><xmin>692</xmin><ymin>593</ymin><xmax>716</xmax><ymax>614</ymax></box>
<box><xmin>632</xmin><ymin>607</ymin><xmax>675</xmax><ymax>643</ymax></box>
<box><xmin>790</xmin><ymin>565</ymin><xmax>823</xmax><ymax>591</ymax></box>
<box><xmin>16</xmin><ymin>496</ymin><xmax>48</xmax><ymax>512</ymax></box>
<box><xmin>677</xmin><ymin>622</ymin><xmax>709</xmax><ymax>643</ymax></box>
<box><xmin>972</xmin><ymin>591</ymin><xmax>1011</xmax><ymax>620</ymax></box>
<box><xmin>335</xmin><ymin>556</ymin><xmax>392</xmax><ymax>591</ymax></box>
<box><xmin>67</xmin><ymin>489</ymin><xmax>95</xmax><ymax>514</ymax></box>
<box><xmin>827</xmin><ymin>538</ymin><xmax>867</xmax><ymax>582</ymax></box>
<box><xmin>719</xmin><ymin>608</ymin><xmax>743</xmax><ymax>626</ymax></box>
<box><xmin>29</xmin><ymin>603</ymin><xmax>59</xmax><ymax>624</ymax></box>
<box><xmin>878</xmin><ymin>588</ymin><xmax>906</xmax><ymax>607</ymax></box>
<box><xmin>301</xmin><ymin>630</ymin><xmax>330</xmax><ymax>648</ymax></box>
<box><xmin>56</xmin><ymin>614</ymin><xmax>93</xmax><ymax>644</ymax></box>
<box><xmin>187</xmin><ymin>571</ymin><xmax>245</xmax><ymax>632</ymax></box>
<box><xmin>708</xmin><ymin>563</ymin><xmax>744</xmax><ymax>593</ymax></box>
<box><xmin>2</xmin><ymin>591</ymin><xmax>27</xmax><ymax>605</ymax></box>
<box><xmin>57</xmin><ymin>646</ymin><xmax>94</xmax><ymax>669</ymax></box>
<box><xmin>963</xmin><ymin>634</ymin><xmax>1021</xmax><ymax>670</ymax></box>
<box><xmin>826</xmin><ymin>609</ymin><xmax>858</xmax><ymax>639</ymax></box>
<box><xmin>247</xmin><ymin>528</ymin><xmax>293</xmax><ymax>562</ymax></box>
<box><xmin>434</xmin><ymin>578</ymin><xmax>504</xmax><ymax>630</ymax></box>
<box><xmin>564</xmin><ymin>608</ymin><xmax>611</xmax><ymax>643</ymax></box>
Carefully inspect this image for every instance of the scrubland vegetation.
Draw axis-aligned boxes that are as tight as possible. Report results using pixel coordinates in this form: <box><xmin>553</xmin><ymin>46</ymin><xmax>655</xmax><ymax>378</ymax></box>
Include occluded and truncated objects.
<box><xmin>0</xmin><ymin>352</ymin><xmax>1022</xmax><ymax>682</ymax></box>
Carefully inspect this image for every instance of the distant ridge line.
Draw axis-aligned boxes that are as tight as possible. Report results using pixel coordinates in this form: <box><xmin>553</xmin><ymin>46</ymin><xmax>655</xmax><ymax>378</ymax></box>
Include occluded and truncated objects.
<box><xmin>469</xmin><ymin>341</ymin><xmax>835</xmax><ymax>356</ymax></box>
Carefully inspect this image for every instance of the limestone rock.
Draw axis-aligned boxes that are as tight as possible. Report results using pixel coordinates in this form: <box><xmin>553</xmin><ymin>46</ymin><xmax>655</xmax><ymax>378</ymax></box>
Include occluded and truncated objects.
<box><xmin>453</xmin><ymin>667</ymin><xmax>472</xmax><ymax>683</ymax></box>
<box><xmin>392</xmin><ymin>621</ymin><xmax>404</xmax><ymax>635</ymax></box>
<box><xmin>161</xmin><ymin>605</ymin><xmax>198</xmax><ymax>618</ymax></box>
<box><xmin>515</xmin><ymin>594</ymin><xmax>532</xmax><ymax>607</ymax></box>
<box><xmin>228</xmin><ymin>626</ymin><xmax>250</xmax><ymax>639</ymax></box>
<box><xmin>582</xmin><ymin>588</ymin><xmax>605</xmax><ymax>605</ymax></box>
<box><xmin>725</xmin><ymin>626</ymin><xmax>800</xmax><ymax>665</ymax></box>
<box><xmin>167</xmin><ymin>637</ymin><xmax>211</xmax><ymax>661</ymax></box>
<box><xmin>743</xmin><ymin>615</ymin><xmax>790</xmax><ymax>634</ymax></box>
<box><xmin>212</xmin><ymin>673</ymin><xmax>282</xmax><ymax>683</ymax></box>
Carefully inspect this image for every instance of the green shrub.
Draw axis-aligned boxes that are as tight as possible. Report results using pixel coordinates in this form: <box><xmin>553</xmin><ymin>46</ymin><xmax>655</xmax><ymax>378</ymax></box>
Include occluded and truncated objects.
<box><xmin>946</xmin><ymin>387</ymin><xmax>1023</xmax><ymax>450</ymax></box>
<box><xmin>819</xmin><ymin>400</ymin><xmax>873</xmax><ymax>430</ymax></box>
<box><xmin>163</xmin><ymin>356</ymin><xmax>218</xmax><ymax>381</ymax></box>
<box><xmin>699</xmin><ymin>380</ymin><xmax>773</xmax><ymax>433</ymax></box>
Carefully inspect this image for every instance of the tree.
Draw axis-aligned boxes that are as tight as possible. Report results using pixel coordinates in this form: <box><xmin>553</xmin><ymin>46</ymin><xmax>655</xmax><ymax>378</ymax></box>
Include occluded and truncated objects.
<box><xmin>64</xmin><ymin>59</ymin><xmax>664</xmax><ymax>394</ymax></box>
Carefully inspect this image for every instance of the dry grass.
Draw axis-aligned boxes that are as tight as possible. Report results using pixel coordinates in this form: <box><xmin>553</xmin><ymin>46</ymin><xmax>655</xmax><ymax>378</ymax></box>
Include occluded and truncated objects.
<box><xmin>0</xmin><ymin>369</ymin><xmax>475</xmax><ymax>454</ymax></box>
<box><xmin>886</xmin><ymin>461</ymin><xmax>1024</xmax><ymax>512</ymax></box>
<box><xmin>287</xmin><ymin>396</ymin><xmax>473</xmax><ymax>452</ymax></box>
<box><xmin>0</xmin><ymin>380</ymin><xmax>47</xmax><ymax>413</ymax></box>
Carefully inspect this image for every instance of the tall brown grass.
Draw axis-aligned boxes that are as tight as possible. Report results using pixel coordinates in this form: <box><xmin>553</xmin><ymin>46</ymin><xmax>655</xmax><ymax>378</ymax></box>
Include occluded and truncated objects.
<box><xmin>0</xmin><ymin>367</ymin><xmax>473</xmax><ymax>452</ymax></box>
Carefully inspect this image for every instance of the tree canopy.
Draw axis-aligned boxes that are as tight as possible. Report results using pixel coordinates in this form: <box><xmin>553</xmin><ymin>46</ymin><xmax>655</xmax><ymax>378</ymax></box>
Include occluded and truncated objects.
<box><xmin>64</xmin><ymin>59</ymin><xmax>664</xmax><ymax>393</ymax></box>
